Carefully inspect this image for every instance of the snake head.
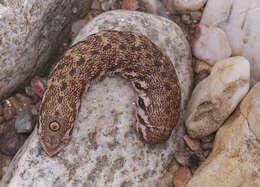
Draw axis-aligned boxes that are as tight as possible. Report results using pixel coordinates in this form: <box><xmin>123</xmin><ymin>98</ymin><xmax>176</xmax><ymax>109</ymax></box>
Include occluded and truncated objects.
<box><xmin>38</xmin><ymin>85</ymin><xmax>78</xmax><ymax>157</ymax></box>
<box><xmin>38</xmin><ymin>120</ymin><xmax>72</xmax><ymax>157</ymax></box>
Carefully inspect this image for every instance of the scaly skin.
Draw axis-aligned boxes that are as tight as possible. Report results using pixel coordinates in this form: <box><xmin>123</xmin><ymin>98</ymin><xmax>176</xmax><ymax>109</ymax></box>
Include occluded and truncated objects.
<box><xmin>38</xmin><ymin>30</ymin><xmax>181</xmax><ymax>157</ymax></box>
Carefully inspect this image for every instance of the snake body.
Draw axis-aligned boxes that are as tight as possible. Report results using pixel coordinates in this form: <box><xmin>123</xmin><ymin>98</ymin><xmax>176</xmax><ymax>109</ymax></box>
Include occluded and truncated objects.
<box><xmin>38</xmin><ymin>30</ymin><xmax>181</xmax><ymax>157</ymax></box>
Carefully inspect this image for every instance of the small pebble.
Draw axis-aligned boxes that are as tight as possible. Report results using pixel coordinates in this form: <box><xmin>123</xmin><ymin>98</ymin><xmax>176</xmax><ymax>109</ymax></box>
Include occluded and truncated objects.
<box><xmin>201</xmin><ymin>142</ymin><xmax>213</xmax><ymax>150</ymax></box>
<box><xmin>172</xmin><ymin>0</ymin><xmax>207</xmax><ymax>12</ymax></box>
<box><xmin>25</xmin><ymin>86</ymin><xmax>35</xmax><ymax>97</ymax></box>
<box><xmin>184</xmin><ymin>135</ymin><xmax>200</xmax><ymax>151</ymax></box>
<box><xmin>15</xmin><ymin>107</ymin><xmax>35</xmax><ymax>134</ymax></box>
<box><xmin>173</xmin><ymin>166</ymin><xmax>192</xmax><ymax>187</ymax></box>
<box><xmin>31</xmin><ymin>76</ymin><xmax>47</xmax><ymax>98</ymax></box>
<box><xmin>3</xmin><ymin>106</ymin><xmax>15</xmax><ymax>121</ymax></box>
<box><xmin>190</xmin><ymin>11</ymin><xmax>202</xmax><ymax>21</ymax></box>
<box><xmin>192</xmin><ymin>24</ymin><xmax>232</xmax><ymax>65</ymax></box>
<box><xmin>8</xmin><ymin>96</ymin><xmax>22</xmax><ymax>114</ymax></box>
<box><xmin>181</xmin><ymin>14</ymin><xmax>191</xmax><ymax>24</ymax></box>
<box><xmin>121</xmin><ymin>0</ymin><xmax>139</xmax><ymax>10</ymax></box>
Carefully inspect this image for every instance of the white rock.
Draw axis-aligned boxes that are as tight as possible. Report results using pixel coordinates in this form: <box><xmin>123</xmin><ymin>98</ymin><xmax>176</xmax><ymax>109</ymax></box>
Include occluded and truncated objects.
<box><xmin>0</xmin><ymin>0</ymin><xmax>92</xmax><ymax>100</ymax></box>
<box><xmin>192</xmin><ymin>24</ymin><xmax>232</xmax><ymax>65</ymax></box>
<box><xmin>201</xmin><ymin>0</ymin><xmax>260</xmax><ymax>83</ymax></box>
<box><xmin>187</xmin><ymin>82</ymin><xmax>260</xmax><ymax>187</ymax></box>
<box><xmin>186</xmin><ymin>56</ymin><xmax>250</xmax><ymax>138</ymax></box>
<box><xmin>1</xmin><ymin>10</ymin><xmax>192</xmax><ymax>186</ymax></box>
<box><xmin>171</xmin><ymin>0</ymin><xmax>208</xmax><ymax>12</ymax></box>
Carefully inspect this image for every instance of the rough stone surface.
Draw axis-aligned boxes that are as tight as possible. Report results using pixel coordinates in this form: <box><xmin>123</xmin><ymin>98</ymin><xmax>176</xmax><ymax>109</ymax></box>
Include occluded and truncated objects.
<box><xmin>201</xmin><ymin>0</ymin><xmax>260</xmax><ymax>83</ymax></box>
<box><xmin>1</xmin><ymin>10</ymin><xmax>192</xmax><ymax>186</ymax></box>
<box><xmin>15</xmin><ymin>107</ymin><xmax>35</xmax><ymax>134</ymax></box>
<box><xmin>186</xmin><ymin>56</ymin><xmax>250</xmax><ymax>138</ymax></box>
<box><xmin>187</xmin><ymin>82</ymin><xmax>260</xmax><ymax>187</ymax></box>
<box><xmin>0</xmin><ymin>0</ymin><xmax>92</xmax><ymax>100</ymax></box>
<box><xmin>192</xmin><ymin>24</ymin><xmax>231</xmax><ymax>65</ymax></box>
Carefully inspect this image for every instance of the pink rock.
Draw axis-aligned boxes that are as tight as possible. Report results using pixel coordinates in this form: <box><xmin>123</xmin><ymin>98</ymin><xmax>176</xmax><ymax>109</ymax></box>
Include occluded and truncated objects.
<box><xmin>121</xmin><ymin>0</ymin><xmax>139</xmax><ymax>10</ymax></box>
<box><xmin>173</xmin><ymin>166</ymin><xmax>192</xmax><ymax>187</ymax></box>
<box><xmin>30</xmin><ymin>76</ymin><xmax>47</xmax><ymax>98</ymax></box>
<box><xmin>192</xmin><ymin>24</ymin><xmax>231</xmax><ymax>65</ymax></box>
<box><xmin>171</xmin><ymin>0</ymin><xmax>208</xmax><ymax>12</ymax></box>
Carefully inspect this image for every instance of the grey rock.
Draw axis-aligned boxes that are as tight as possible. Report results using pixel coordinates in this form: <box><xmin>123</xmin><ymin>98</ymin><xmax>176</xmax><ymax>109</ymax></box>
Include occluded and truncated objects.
<box><xmin>0</xmin><ymin>0</ymin><xmax>92</xmax><ymax>100</ymax></box>
<box><xmin>24</xmin><ymin>86</ymin><xmax>35</xmax><ymax>97</ymax></box>
<box><xmin>1</xmin><ymin>10</ymin><xmax>192</xmax><ymax>186</ymax></box>
<box><xmin>15</xmin><ymin>108</ymin><xmax>35</xmax><ymax>134</ymax></box>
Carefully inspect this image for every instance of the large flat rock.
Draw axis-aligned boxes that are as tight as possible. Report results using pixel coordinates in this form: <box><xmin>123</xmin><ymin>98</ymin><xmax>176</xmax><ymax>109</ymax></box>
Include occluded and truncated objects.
<box><xmin>1</xmin><ymin>10</ymin><xmax>192</xmax><ymax>186</ymax></box>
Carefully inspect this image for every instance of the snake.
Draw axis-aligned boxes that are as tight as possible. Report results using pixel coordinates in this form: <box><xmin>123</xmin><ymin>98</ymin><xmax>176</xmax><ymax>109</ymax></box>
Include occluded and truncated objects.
<box><xmin>38</xmin><ymin>30</ymin><xmax>181</xmax><ymax>157</ymax></box>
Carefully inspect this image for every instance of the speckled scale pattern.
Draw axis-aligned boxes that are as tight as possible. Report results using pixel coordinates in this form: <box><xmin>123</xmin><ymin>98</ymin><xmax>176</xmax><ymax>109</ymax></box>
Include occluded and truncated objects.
<box><xmin>38</xmin><ymin>30</ymin><xmax>181</xmax><ymax>157</ymax></box>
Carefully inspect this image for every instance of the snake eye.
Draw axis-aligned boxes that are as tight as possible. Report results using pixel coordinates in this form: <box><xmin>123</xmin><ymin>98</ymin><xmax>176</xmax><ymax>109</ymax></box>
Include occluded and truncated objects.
<box><xmin>135</xmin><ymin>82</ymin><xmax>142</xmax><ymax>89</ymax></box>
<box><xmin>49</xmin><ymin>121</ymin><xmax>60</xmax><ymax>131</ymax></box>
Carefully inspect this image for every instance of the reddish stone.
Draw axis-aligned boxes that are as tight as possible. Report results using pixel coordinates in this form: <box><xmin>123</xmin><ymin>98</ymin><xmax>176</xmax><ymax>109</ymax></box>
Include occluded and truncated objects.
<box><xmin>173</xmin><ymin>167</ymin><xmax>192</xmax><ymax>187</ymax></box>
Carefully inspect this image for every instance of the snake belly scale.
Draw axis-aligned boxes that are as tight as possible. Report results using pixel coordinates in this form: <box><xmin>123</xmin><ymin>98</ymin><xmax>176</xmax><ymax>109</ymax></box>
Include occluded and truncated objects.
<box><xmin>38</xmin><ymin>30</ymin><xmax>181</xmax><ymax>157</ymax></box>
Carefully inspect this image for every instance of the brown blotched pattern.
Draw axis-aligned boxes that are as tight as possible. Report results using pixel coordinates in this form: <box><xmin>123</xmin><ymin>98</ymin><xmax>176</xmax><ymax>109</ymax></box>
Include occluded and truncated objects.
<box><xmin>38</xmin><ymin>30</ymin><xmax>181</xmax><ymax>157</ymax></box>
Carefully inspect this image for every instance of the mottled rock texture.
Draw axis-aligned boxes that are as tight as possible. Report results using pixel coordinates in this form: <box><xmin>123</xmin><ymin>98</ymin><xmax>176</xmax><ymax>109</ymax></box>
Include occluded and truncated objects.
<box><xmin>186</xmin><ymin>56</ymin><xmax>250</xmax><ymax>138</ymax></box>
<box><xmin>1</xmin><ymin>10</ymin><xmax>192</xmax><ymax>186</ymax></box>
<box><xmin>0</xmin><ymin>0</ymin><xmax>92</xmax><ymax>100</ymax></box>
<box><xmin>187</xmin><ymin>82</ymin><xmax>260</xmax><ymax>187</ymax></box>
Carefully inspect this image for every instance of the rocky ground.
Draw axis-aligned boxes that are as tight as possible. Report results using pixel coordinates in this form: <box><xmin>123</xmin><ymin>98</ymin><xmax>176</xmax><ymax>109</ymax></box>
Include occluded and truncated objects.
<box><xmin>1</xmin><ymin>0</ymin><xmax>260</xmax><ymax>186</ymax></box>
